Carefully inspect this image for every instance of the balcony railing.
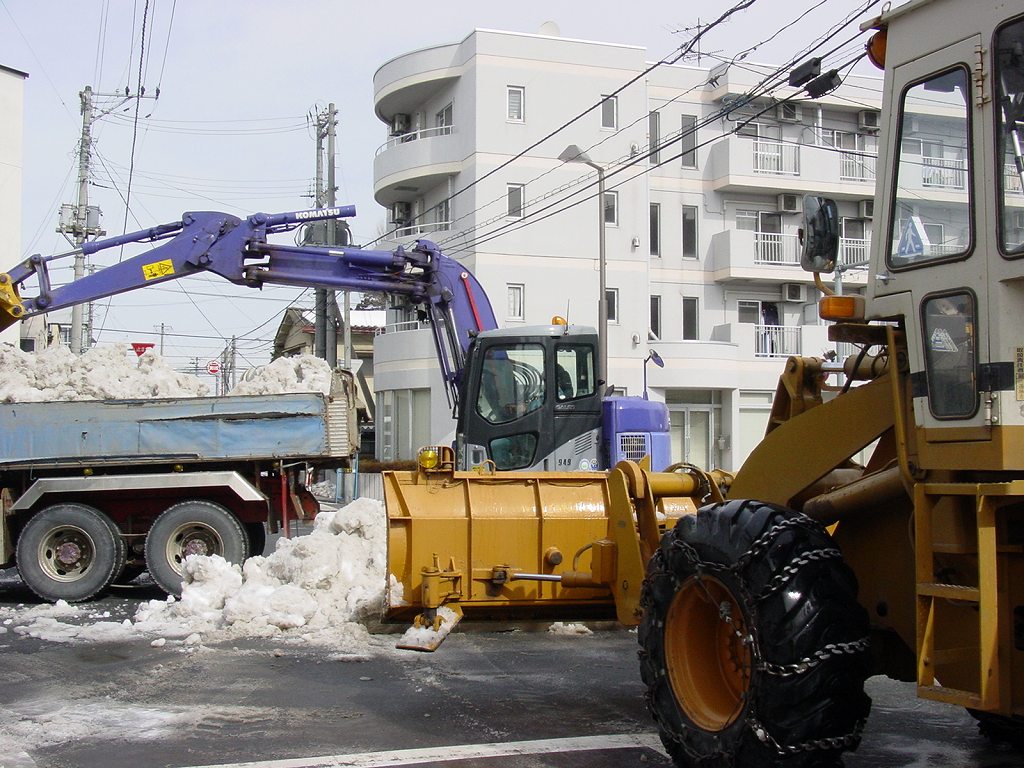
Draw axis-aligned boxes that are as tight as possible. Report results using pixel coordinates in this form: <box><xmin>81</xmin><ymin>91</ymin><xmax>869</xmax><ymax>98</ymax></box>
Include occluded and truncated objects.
<box><xmin>754</xmin><ymin>232</ymin><xmax>801</xmax><ymax>265</ymax></box>
<box><xmin>840</xmin><ymin>151</ymin><xmax>877</xmax><ymax>182</ymax></box>
<box><xmin>391</xmin><ymin>220</ymin><xmax>452</xmax><ymax>239</ymax></box>
<box><xmin>375</xmin><ymin>319</ymin><xmax>428</xmax><ymax>336</ymax></box>
<box><xmin>922</xmin><ymin>156</ymin><xmax>966</xmax><ymax>189</ymax></box>
<box><xmin>1006</xmin><ymin>163</ymin><xmax>1023</xmax><ymax>195</ymax></box>
<box><xmin>753</xmin><ymin>140</ymin><xmax>799</xmax><ymax>176</ymax></box>
<box><xmin>755</xmin><ymin>324</ymin><xmax>801</xmax><ymax>358</ymax></box>
<box><xmin>375</xmin><ymin>124</ymin><xmax>455</xmax><ymax>155</ymax></box>
<box><xmin>840</xmin><ymin>237</ymin><xmax>871</xmax><ymax>268</ymax></box>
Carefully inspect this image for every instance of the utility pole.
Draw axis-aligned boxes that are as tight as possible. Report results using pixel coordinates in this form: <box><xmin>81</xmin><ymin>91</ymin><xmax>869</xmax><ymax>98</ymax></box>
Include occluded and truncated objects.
<box><xmin>155</xmin><ymin>322</ymin><xmax>173</xmax><ymax>355</ymax></box>
<box><xmin>57</xmin><ymin>85</ymin><xmax>156</xmax><ymax>354</ymax></box>
<box><xmin>312</xmin><ymin>103</ymin><xmax>341</xmax><ymax>368</ymax></box>
<box><xmin>57</xmin><ymin>87</ymin><xmax>105</xmax><ymax>354</ymax></box>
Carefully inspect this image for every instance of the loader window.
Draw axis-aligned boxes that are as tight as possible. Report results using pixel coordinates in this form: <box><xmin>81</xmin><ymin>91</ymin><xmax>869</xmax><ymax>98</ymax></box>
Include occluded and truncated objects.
<box><xmin>995</xmin><ymin>17</ymin><xmax>1024</xmax><ymax>255</ymax></box>
<box><xmin>477</xmin><ymin>343</ymin><xmax>546</xmax><ymax>424</ymax></box>
<box><xmin>888</xmin><ymin>67</ymin><xmax>972</xmax><ymax>268</ymax></box>
<box><xmin>922</xmin><ymin>292</ymin><xmax>977</xmax><ymax>418</ymax></box>
<box><xmin>555</xmin><ymin>344</ymin><xmax>596</xmax><ymax>401</ymax></box>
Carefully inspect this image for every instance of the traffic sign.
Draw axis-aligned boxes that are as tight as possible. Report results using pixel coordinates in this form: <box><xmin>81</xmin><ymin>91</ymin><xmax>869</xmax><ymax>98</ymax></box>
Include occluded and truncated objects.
<box><xmin>206</xmin><ymin>360</ymin><xmax>221</xmax><ymax>375</ymax></box>
<box><xmin>897</xmin><ymin>216</ymin><xmax>930</xmax><ymax>260</ymax></box>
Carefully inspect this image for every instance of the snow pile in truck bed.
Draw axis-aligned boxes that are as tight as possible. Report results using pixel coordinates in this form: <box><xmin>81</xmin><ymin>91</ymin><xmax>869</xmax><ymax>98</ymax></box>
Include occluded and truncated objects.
<box><xmin>0</xmin><ymin>343</ymin><xmax>210</xmax><ymax>402</ymax></box>
<box><xmin>228</xmin><ymin>354</ymin><xmax>333</xmax><ymax>396</ymax></box>
<box><xmin>0</xmin><ymin>344</ymin><xmax>334</xmax><ymax>402</ymax></box>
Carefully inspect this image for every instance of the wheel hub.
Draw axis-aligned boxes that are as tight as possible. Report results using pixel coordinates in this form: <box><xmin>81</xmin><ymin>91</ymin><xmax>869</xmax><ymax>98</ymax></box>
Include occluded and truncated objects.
<box><xmin>664</xmin><ymin>575</ymin><xmax>752</xmax><ymax>732</ymax></box>
<box><xmin>182</xmin><ymin>538</ymin><xmax>211</xmax><ymax>558</ymax></box>
<box><xmin>55</xmin><ymin>541</ymin><xmax>83</xmax><ymax>566</ymax></box>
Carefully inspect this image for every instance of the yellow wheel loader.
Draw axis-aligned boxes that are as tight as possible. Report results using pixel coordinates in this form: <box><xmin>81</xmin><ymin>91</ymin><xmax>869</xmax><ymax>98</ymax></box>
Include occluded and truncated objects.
<box><xmin>383</xmin><ymin>1</ymin><xmax>1024</xmax><ymax>765</ymax></box>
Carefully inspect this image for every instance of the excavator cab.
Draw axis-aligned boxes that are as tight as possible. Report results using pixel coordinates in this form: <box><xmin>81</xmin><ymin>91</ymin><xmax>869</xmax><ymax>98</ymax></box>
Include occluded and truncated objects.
<box><xmin>456</xmin><ymin>324</ymin><xmax>604</xmax><ymax>471</ymax></box>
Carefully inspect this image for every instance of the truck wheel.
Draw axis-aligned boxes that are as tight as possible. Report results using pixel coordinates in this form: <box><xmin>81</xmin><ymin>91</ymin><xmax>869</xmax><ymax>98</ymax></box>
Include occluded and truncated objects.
<box><xmin>145</xmin><ymin>500</ymin><xmax>249</xmax><ymax>597</ymax></box>
<box><xmin>244</xmin><ymin>521</ymin><xmax>267</xmax><ymax>558</ymax></box>
<box><xmin>16</xmin><ymin>503</ymin><xmax>126</xmax><ymax>602</ymax></box>
<box><xmin>639</xmin><ymin>499</ymin><xmax>871</xmax><ymax>767</ymax></box>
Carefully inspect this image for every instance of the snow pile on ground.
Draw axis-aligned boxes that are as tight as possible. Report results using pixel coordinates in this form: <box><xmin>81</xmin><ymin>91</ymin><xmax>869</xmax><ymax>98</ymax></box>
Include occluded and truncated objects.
<box><xmin>134</xmin><ymin>498</ymin><xmax>387</xmax><ymax>649</ymax></box>
<box><xmin>547</xmin><ymin>621</ymin><xmax>593</xmax><ymax>636</ymax></box>
<box><xmin>0</xmin><ymin>344</ymin><xmax>210</xmax><ymax>402</ymax></box>
<box><xmin>4</xmin><ymin>499</ymin><xmax>392</xmax><ymax>654</ymax></box>
<box><xmin>229</xmin><ymin>354</ymin><xmax>333</xmax><ymax>396</ymax></box>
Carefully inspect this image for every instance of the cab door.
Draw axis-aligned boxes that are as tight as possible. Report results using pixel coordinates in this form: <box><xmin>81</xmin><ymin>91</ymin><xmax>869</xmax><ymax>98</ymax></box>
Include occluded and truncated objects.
<box><xmin>871</xmin><ymin>37</ymin><xmax>989</xmax><ymax>438</ymax></box>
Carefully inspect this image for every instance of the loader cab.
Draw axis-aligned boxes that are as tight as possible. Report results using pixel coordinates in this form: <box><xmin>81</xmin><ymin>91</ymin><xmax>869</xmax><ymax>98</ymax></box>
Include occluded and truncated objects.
<box><xmin>456</xmin><ymin>324</ymin><xmax>604</xmax><ymax>471</ymax></box>
<box><xmin>808</xmin><ymin>2</ymin><xmax>1024</xmax><ymax>472</ymax></box>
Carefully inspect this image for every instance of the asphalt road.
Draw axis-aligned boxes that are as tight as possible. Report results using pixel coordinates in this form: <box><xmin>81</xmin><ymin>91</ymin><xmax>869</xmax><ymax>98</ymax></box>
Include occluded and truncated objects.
<box><xmin>1</xmin><ymin>567</ymin><xmax>1023</xmax><ymax>768</ymax></box>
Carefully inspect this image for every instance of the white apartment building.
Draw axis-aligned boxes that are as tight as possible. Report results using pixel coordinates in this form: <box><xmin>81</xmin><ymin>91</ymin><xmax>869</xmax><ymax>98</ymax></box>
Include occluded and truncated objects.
<box><xmin>370</xmin><ymin>28</ymin><xmax>885</xmax><ymax>471</ymax></box>
<box><xmin>0</xmin><ymin>64</ymin><xmax>28</xmax><ymax>349</ymax></box>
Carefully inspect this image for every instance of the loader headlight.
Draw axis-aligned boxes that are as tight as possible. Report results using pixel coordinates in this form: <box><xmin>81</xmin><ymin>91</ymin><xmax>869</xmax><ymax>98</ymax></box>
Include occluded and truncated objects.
<box><xmin>418</xmin><ymin>447</ymin><xmax>441</xmax><ymax>470</ymax></box>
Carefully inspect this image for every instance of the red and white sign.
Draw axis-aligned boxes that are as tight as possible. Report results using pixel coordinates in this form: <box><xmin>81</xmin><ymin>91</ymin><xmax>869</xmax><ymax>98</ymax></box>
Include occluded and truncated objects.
<box><xmin>131</xmin><ymin>342</ymin><xmax>155</xmax><ymax>357</ymax></box>
<box><xmin>206</xmin><ymin>360</ymin><xmax>221</xmax><ymax>375</ymax></box>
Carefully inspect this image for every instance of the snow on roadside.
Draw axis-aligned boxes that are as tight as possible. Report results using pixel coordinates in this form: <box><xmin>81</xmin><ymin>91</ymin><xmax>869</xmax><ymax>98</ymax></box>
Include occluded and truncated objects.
<box><xmin>2</xmin><ymin>498</ymin><xmax>392</xmax><ymax>655</ymax></box>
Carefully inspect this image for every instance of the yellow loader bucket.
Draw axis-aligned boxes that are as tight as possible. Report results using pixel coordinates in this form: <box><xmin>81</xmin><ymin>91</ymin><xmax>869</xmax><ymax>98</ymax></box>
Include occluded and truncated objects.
<box><xmin>384</xmin><ymin>448</ymin><xmax>715</xmax><ymax>634</ymax></box>
<box><xmin>0</xmin><ymin>274</ymin><xmax>25</xmax><ymax>332</ymax></box>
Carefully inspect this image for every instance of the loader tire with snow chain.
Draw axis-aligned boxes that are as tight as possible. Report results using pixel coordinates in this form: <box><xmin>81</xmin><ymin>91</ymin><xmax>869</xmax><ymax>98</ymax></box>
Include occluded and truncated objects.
<box><xmin>639</xmin><ymin>498</ymin><xmax>871</xmax><ymax>768</ymax></box>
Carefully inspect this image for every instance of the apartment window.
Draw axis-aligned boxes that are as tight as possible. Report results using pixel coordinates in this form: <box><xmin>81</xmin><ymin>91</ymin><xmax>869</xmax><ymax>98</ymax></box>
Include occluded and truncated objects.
<box><xmin>606</xmin><ymin>288</ymin><xmax>619</xmax><ymax>323</ymax></box>
<box><xmin>650</xmin><ymin>203</ymin><xmax>661</xmax><ymax>256</ymax></box>
<box><xmin>738</xmin><ymin>300</ymin><xmax>761</xmax><ymax>324</ymax></box>
<box><xmin>649</xmin><ymin>111</ymin><xmax>660</xmax><ymax>164</ymax></box>
<box><xmin>436</xmin><ymin>198</ymin><xmax>450</xmax><ymax>226</ymax></box>
<box><xmin>682</xmin><ymin>205</ymin><xmax>698</xmax><ymax>258</ymax></box>
<box><xmin>601</xmin><ymin>95</ymin><xmax>617</xmax><ymax>129</ymax></box>
<box><xmin>436</xmin><ymin>103</ymin><xmax>453</xmax><ymax>135</ymax></box>
<box><xmin>682</xmin><ymin>297</ymin><xmax>699</xmax><ymax>340</ymax></box>
<box><xmin>650</xmin><ymin>295</ymin><xmax>662</xmax><ymax>340</ymax></box>
<box><xmin>507</xmin><ymin>86</ymin><xmax>525</xmax><ymax>122</ymax></box>
<box><xmin>681</xmin><ymin>115</ymin><xmax>697</xmax><ymax>168</ymax></box>
<box><xmin>507</xmin><ymin>283</ymin><xmax>524</xmax><ymax>321</ymax></box>
<box><xmin>604</xmin><ymin>191</ymin><xmax>618</xmax><ymax>225</ymax></box>
<box><xmin>507</xmin><ymin>184</ymin><xmax>525</xmax><ymax>218</ymax></box>
<box><xmin>736</xmin><ymin>209</ymin><xmax>759</xmax><ymax>231</ymax></box>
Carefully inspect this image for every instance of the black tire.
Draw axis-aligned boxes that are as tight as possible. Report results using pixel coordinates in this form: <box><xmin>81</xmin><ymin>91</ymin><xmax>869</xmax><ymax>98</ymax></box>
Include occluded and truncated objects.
<box><xmin>967</xmin><ymin>709</ymin><xmax>1024</xmax><ymax>749</ymax></box>
<box><xmin>639</xmin><ymin>499</ymin><xmax>871</xmax><ymax>767</ymax></box>
<box><xmin>145</xmin><ymin>500</ymin><xmax>249</xmax><ymax>597</ymax></box>
<box><xmin>16</xmin><ymin>503</ymin><xmax>126</xmax><ymax>602</ymax></box>
<box><xmin>244</xmin><ymin>521</ymin><xmax>267</xmax><ymax>558</ymax></box>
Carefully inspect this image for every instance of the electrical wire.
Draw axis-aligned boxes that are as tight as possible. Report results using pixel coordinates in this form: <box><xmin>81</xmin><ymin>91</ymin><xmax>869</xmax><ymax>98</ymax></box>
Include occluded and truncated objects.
<box><xmin>119</xmin><ymin>0</ymin><xmax>150</xmax><ymax>245</ymax></box>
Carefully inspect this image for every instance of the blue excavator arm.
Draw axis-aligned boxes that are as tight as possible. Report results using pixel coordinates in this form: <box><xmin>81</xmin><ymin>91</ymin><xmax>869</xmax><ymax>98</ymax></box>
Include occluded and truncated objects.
<box><xmin>0</xmin><ymin>206</ymin><xmax>496</xmax><ymax>409</ymax></box>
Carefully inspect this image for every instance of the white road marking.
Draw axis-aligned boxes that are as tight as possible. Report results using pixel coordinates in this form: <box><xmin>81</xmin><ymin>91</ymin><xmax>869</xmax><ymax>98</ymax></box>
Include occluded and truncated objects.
<box><xmin>181</xmin><ymin>732</ymin><xmax>666</xmax><ymax>768</ymax></box>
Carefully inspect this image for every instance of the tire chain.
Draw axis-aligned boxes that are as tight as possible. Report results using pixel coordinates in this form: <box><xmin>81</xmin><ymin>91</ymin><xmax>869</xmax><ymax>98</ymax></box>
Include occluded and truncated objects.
<box><xmin>663</xmin><ymin>512</ymin><xmax>870</xmax><ymax>757</ymax></box>
<box><xmin>749</xmin><ymin>714</ymin><xmax>867</xmax><ymax>756</ymax></box>
<box><xmin>755</xmin><ymin>547</ymin><xmax>843</xmax><ymax>600</ymax></box>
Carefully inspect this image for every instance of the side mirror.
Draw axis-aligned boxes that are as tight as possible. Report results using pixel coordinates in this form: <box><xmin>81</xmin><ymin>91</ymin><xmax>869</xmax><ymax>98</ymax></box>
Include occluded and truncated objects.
<box><xmin>800</xmin><ymin>195</ymin><xmax>839</xmax><ymax>273</ymax></box>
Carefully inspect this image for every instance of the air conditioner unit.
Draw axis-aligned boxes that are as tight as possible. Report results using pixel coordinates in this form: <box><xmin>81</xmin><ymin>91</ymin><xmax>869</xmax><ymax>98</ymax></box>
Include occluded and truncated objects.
<box><xmin>390</xmin><ymin>113</ymin><xmax>411</xmax><ymax>135</ymax></box>
<box><xmin>777</xmin><ymin>102</ymin><xmax>802</xmax><ymax>122</ymax></box>
<box><xmin>859</xmin><ymin>199</ymin><xmax>875</xmax><ymax>219</ymax></box>
<box><xmin>858</xmin><ymin>110</ymin><xmax>881</xmax><ymax>132</ymax></box>
<box><xmin>390</xmin><ymin>201</ymin><xmax>412</xmax><ymax>224</ymax></box>
<box><xmin>782</xmin><ymin>283</ymin><xmax>806</xmax><ymax>303</ymax></box>
<box><xmin>778</xmin><ymin>193</ymin><xmax>800</xmax><ymax>214</ymax></box>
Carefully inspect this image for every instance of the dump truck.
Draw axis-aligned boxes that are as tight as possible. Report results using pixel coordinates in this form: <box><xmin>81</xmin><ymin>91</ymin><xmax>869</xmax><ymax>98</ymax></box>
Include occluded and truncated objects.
<box><xmin>377</xmin><ymin>1</ymin><xmax>1024</xmax><ymax>765</ymax></box>
<box><xmin>0</xmin><ymin>369</ymin><xmax>358</xmax><ymax>600</ymax></box>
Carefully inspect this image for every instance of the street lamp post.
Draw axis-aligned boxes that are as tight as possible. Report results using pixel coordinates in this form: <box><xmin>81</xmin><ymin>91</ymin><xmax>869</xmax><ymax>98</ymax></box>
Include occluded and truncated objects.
<box><xmin>558</xmin><ymin>144</ymin><xmax>608</xmax><ymax>383</ymax></box>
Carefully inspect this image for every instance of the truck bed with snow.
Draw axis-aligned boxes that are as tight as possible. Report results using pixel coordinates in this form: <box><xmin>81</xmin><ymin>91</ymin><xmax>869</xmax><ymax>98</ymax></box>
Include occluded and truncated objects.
<box><xmin>0</xmin><ymin>363</ymin><xmax>359</xmax><ymax>604</ymax></box>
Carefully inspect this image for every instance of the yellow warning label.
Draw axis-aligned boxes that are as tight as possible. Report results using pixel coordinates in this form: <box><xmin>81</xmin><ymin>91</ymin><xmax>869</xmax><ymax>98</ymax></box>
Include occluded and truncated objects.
<box><xmin>1016</xmin><ymin>347</ymin><xmax>1024</xmax><ymax>401</ymax></box>
<box><xmin>142</xmin><ymin>259</ymin><xmax>175</xmax><ymax>281</ymax></box>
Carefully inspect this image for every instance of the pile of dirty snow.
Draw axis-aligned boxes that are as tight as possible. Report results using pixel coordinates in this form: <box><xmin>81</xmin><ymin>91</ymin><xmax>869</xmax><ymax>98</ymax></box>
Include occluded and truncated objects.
<box><xmin>229</xmin><ymin>355</ymin><xmax>333</xmax><ymax>396</ymax></box>
<box><xmin>3</xmin><ymin>499</ymin><xmax>396</xmax><ymax>654</ymax></box>
<box><xmin>0</xmin><ymin>344</ymin><xmax>210</xmax><ymax>402</ymax></box>
<box><xmin>0</xmin><ymin>344</ymin><xmax>335</xmax><ymax>403</ymax></box>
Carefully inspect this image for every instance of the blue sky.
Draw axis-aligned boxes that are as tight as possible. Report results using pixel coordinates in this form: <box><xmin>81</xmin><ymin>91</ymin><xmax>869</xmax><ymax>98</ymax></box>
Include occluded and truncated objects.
<box><xmin>0</xmin><ymin>0</ymin><xmax>880</xmax><ymax>370</ymax></box>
